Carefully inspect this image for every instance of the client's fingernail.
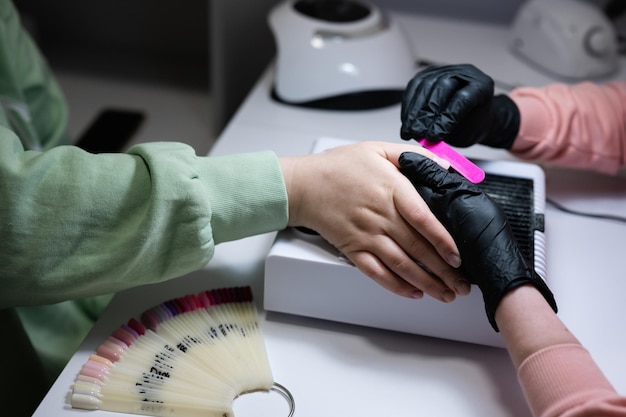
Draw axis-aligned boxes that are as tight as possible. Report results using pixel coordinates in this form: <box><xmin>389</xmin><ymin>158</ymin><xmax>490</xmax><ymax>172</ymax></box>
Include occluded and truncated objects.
<box><xmin>434</xmin><ymin>156</ymin><xmax>451</xmax><ymax>170</ymax></box>
<box><xmin>446</xmin><ymin>252</ymin><xmax>462</xmax><ymax>268</ymax></box>
<box><xmin>442</xmin><ymin>289</ymin><xmax>455</xmax><ymax>303</ymax></box>
<box><xmin>455</xmin><ymin>279</ymin><xmax>471</xmax><ymax>295</ymax></box>
<box><xmin>411</xmin><ymin>290</ymin><xmax>424</xmax><ymax>299</ymax></box>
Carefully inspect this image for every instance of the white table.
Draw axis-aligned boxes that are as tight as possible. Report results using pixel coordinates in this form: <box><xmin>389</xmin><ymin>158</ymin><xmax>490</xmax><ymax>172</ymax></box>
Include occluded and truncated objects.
<box><xmin>33</xmin><ymin>12</ymin><xmax>626</xmax><ymax>417</ymax></box>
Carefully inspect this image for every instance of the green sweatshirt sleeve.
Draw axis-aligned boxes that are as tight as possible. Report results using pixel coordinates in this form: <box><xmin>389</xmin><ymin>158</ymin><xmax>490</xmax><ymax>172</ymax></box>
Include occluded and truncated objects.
<box><xmin>0</xmin><ymin>0</ymin><xmax>289</xmax><ymax>309</ymax></box>
<box><xmin>0</xmin><ymin>135</ymin><xmax>289</xmax><ymax>308</ymax></box>
<box><xmin>0</xmin><ymin>1</ymin><xmax>289</xmax><ymax>393</ymax></box>
<box><xmin>0</xmin><ymin>0</ymin><xmax>70</xmax><ymax>150</ymax></box>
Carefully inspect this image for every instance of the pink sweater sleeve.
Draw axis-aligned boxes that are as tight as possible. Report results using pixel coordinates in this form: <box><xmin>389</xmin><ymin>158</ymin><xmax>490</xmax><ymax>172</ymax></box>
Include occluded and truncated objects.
<box><xmin>518</xmin><ymin>343</ymin><xmax>626</xmax><ymax>417</ymax></box>
<box><xmin>509</xmin><ymin>81</ymin><xmax>626</xmax><ymax>174</ymax></box>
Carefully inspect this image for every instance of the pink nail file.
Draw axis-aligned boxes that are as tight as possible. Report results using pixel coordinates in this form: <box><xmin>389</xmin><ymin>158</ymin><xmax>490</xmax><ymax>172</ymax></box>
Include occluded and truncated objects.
<box><xmin>417</xmin><ymin>139</ymin><xmax>485</xmax><ymax>184</ymax></box>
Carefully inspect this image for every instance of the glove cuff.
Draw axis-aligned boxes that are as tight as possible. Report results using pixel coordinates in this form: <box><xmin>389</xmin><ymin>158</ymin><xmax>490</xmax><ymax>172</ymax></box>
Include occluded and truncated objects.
<box><xmin>484</xmin><ymin>272</ymin><xmax>558</xmax><ymax>332</ymax></box>
<box><xmin>483</xmin><ymin>95</ymin><xmax>520</xmax><ymax>149</ymax></box>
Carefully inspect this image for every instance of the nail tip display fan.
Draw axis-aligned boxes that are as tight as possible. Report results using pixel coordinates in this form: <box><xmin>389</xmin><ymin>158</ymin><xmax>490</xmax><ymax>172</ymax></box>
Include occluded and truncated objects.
<box><xmin>70</xmin><ymin>286</ymin><xmax>279</xmax><ymax>417</ymax></box>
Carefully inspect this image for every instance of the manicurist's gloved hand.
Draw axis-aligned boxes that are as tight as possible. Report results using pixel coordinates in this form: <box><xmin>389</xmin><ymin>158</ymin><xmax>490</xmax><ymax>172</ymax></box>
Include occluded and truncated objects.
<box><xmin>398</xmin><ymin>152</ymin><xmax>557</xmax><ymax>330</ymax></box>
<box><xmin>400</xmin><ymin>64</ymin><xmax>520</xmax><ymax>149</ymax></box>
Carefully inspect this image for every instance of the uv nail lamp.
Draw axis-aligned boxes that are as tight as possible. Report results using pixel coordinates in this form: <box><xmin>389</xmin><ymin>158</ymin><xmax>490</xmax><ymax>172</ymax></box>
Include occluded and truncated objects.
<box><xmin>264</xmin><ymin>137</ymin><xmax>547</xmax><ymax>348</ymax></box>
<box><xmin>268</xmin><ymin>0</ymin><xmax>416</xmax><ymax>110</ymax></box>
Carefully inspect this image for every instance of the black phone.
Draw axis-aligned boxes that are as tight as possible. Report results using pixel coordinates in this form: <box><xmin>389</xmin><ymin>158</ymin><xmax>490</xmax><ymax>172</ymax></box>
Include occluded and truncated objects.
<box><xmin>76</xmin><ymin>108</ymin><xmax>145</xmax><ymax>153</ymax></box>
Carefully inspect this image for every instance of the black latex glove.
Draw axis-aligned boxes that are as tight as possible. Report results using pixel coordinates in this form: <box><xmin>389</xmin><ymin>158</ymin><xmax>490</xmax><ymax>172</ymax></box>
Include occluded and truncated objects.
<box><xmin>398</xmin><ymin>152</ymin><xmax>557</xmax><ymax>331</ymax></box>
<box><xmin>400</xmin><ymin>64</ymin><xmax>520</xmax><ymax>149</ymax></box>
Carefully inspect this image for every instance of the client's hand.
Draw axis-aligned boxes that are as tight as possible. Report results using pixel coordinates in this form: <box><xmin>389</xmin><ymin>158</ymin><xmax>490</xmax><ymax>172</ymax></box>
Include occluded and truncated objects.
<box><xmin>280</xmin><ymin>141</ymin><xmax>469</xmax><ymax>303</ymax></box>
<box><xmin>398</xmin><ymin>152</ymin><xmax>557</xmax><ymax>330</ymax></box>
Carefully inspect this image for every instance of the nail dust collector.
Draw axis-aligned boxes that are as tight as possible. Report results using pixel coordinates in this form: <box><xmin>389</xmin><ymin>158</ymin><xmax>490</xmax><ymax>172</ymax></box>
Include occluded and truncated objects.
<box><xmin>268</xmin><ymin>0</ymin><xmax>416</xmax><ymax>110</ymax></box>
<box><xmin>264</xmin><ymin>137</ymin><xmax>548</xmax><ymax>348</ymax></box>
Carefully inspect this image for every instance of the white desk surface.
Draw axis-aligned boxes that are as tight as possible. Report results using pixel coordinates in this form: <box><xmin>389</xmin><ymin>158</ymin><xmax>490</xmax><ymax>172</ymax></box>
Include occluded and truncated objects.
<box><xmin>34</xmin><ymin>12</ymin><xmax>626</xmax><ymax>417</ymax></box>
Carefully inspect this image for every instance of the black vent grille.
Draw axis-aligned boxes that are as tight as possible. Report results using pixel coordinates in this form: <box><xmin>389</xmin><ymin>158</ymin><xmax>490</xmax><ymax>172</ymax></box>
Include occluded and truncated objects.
<box><xmin>478</xmin><ymin>173</ymin><xmax>536</xmax><ymax>264</ymax></box>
